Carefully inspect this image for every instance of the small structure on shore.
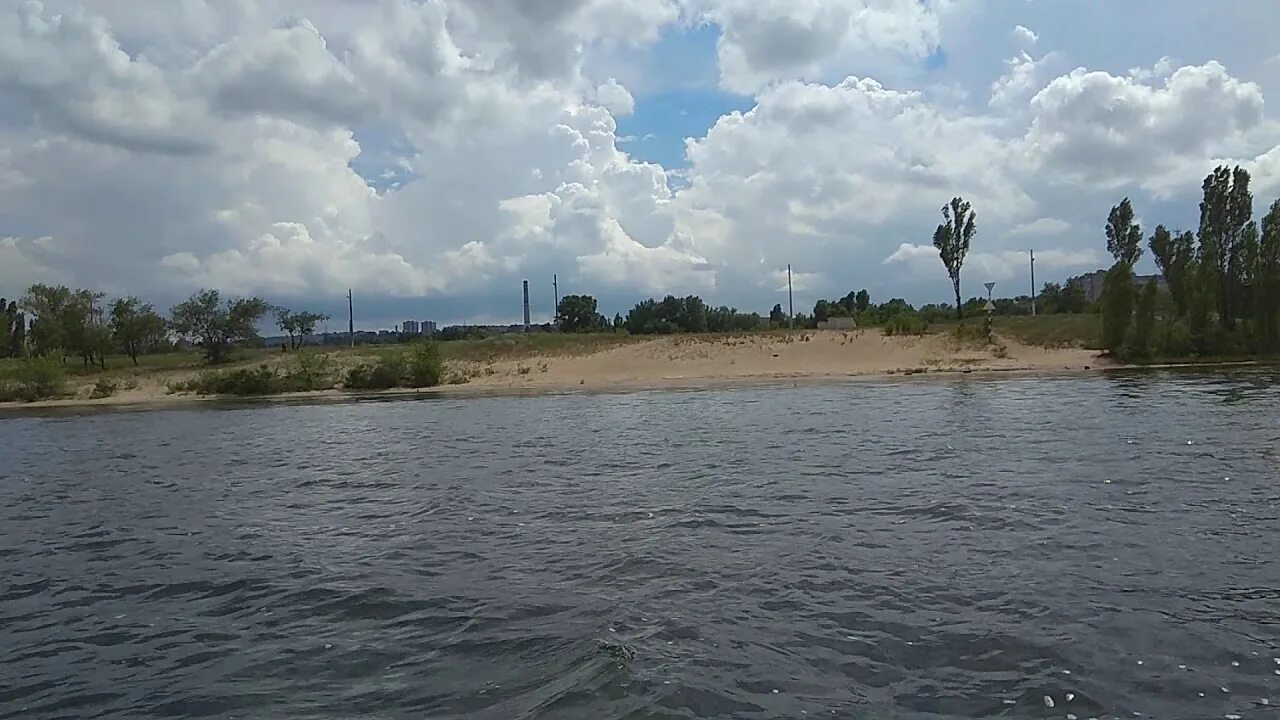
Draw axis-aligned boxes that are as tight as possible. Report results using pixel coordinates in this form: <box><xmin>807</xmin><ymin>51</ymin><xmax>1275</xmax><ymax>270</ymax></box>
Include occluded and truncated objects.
<box><xmin>816</xmin><ymin>317</ymin><xmax>858</xmax><ymax>330</ymax></box>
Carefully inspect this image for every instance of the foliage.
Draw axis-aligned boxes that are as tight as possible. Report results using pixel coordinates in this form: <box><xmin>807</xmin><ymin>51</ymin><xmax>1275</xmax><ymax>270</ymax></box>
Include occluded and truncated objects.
<box><xmin>1127</xmin><ymin>281</ymin><xmax>1158</xmax><ymax>359</ymax></box>
<box><xmin>346</xmin><ymin>354</ymin><xmax>406</xmax><ymax>390</ymax></box>
<box><xmin>282</xmin><ymin>351</ymin><xmax>337</xmax><ymax>391</ymax></box>
<box><xmin>0</xmin><ymin>357</ymin><xmax>69</xmax><ymax>402</ymax></box>
<box><xmin>1257</xmin><ymin>199</ymin><xmax>1280</xmax><ymax>353</ymax></box>
<box><xmin>1197</xmin><ymin>165</ymin><xmax>1253</xmax><ymax>328</ymax></box>
<box><xmin>1100</xmin><ymin>262</ymin><xmax>1136</xmax><ymax>353</ymax></box>
<box><xmin>556</xmin><ymin>295</ymin><xmax>605</xmax><ymax>333</ymax></box>
<box><xmin>169</xmin><ymin>289</ymin><xmax>270</xmax><ymax>364</ymax></box>
<box><xmin>109</xmin><ymin>297</ymin><xmax>168</xmax><ymax>365</ymax></box>
<box><xmin>933</xmin><ymin>197</ymin><xmax>976</xmax><ymax>318</ymax></box>
<box><xmin>90</xmin><ymin>378</ymin><xmax>119</xmax><ymax>399</ymax></box>
<box><xmin>882</xmin><ymin>314</ymin><xmax>928</xmax><ymax>336</ymax></box>
<box><xmin>1036</xmin><ymin>282</ymin><xmax>1088</xmax><ymax>315</ymax></box>
<box><xmin>405</xmin><ymin>342</ymin><xmax>444</xmax><ymax>388</ymax></box>
<box><xmin>769</xmin><ymin>303</ymin><xmax>786</xmax><ymax>325</ymax></box>
<box><xmin>1148</xmin><ymin>225</ymin><xmax>1195</xmax><ymax>317</ymax></box>
<box><xmin>20</xmin><ymin>284</ymin><xmax>110</xmax><ymax>367</ymax></box>
<box><xmin>1</xmin><ymin>298</ymin><xmax>25</xmax><ymax>358</ymax></box>
<box><xmin>855</xmin><ymin>289</ymin><xmax>871</xmax><ymax>313</ymax></box>
<box><xmin>1105</xmin><ymin>198</ymin><xmax>1144</xmax><ymax>266</ymax></box>
<box><xmin>274</xmin><ymin>308</ymin><xmax>327</xmax><ymax>349</ymax></box>
<box><xmin>624</xmin><ymin>295</ymin><xmax>763</xmax><ymax>334</ymax></box>
<box><xmin>182</xmin><ymin>365</ymin><xmax>280</xmax><ymax>395</ymax></box>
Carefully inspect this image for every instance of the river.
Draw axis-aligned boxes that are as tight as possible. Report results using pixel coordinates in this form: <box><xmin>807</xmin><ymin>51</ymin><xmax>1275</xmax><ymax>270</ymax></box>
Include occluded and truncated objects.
<box><xmin>2</xmin><ymin>370</ymin><xmax>1278</xmax><ymax>719</ymax></box>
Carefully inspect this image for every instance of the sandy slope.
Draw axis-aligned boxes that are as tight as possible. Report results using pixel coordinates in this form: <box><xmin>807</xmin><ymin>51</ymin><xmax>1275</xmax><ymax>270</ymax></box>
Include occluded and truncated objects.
<box><xmin>449</xmin><ymin>330</ymin><xmax>1103</xmax><ymax>393</ymax></box>
<box><xmin>1</xmin><ymin>331</ymin><xmax>1105</xmax><ymax>411</ymax></box>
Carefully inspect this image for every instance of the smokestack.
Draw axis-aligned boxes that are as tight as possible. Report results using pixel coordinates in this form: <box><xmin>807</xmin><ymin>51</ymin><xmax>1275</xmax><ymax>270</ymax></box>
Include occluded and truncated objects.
<box><xmin>522</xmin><ymin>279</ymin><xmax>531</xmax><ymax>331</ymax></box>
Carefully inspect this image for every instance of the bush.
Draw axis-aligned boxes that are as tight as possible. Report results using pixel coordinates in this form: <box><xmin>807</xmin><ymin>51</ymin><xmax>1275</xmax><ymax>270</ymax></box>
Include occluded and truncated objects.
<box><xmin>405</xmin><ymin>342</ymin><xmax>443</xmax><ymax>388</ymax></box>
<box><xmin>90</xmin><ymin>378</ymin><xmax>118</xmax><ymax>399</ymax></box>
<box><xmin>882</xmin><ymin>314</ymin><xmax>928</xmax><ymax>336</ymax></box>
<box><xmin>0</xmin><ymin>357</ymin><xmax>69</xmax><ymax>402</ymax></box>
<box><xmin>185</xmin><ymin>365</ymin><xmax>281</xmax><ymax>395</ymax></box>
<box><xmin>281</xmin><ymin>351</ymin><xmax>336</xmax><ymax>392</ymax></box>
<box><xmin>345</xmin><ymin>354</ymin><xmax>404</xmax><ymax>390</ymax></box>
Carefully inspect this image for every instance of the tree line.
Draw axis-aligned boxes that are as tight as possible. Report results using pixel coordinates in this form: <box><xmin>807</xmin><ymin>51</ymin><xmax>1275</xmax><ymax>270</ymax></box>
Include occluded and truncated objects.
<box><xmin>0</xmin><ymin>285</ymin><xmax>328</xmax><ymax>366</ymax></box>
<box><xmin>1098</xmin><ymin>166</ymin><xmax>1280</xmax><ymax>359</ymax></box>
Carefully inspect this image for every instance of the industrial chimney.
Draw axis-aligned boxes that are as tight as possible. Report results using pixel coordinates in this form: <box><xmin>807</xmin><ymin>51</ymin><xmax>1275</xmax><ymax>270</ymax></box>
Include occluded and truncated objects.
<box><xmin>522</xmin><ymin>280</ymin><xmax>531</xmax><ymax>331</ymax></box>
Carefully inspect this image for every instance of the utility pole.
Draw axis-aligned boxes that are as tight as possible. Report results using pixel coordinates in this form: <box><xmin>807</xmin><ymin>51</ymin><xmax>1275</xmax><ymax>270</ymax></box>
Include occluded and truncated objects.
<box><xmin>1029</xmin><ymin>249</ymin><xmax>1036</xmax><ymax>317</ymax></box>
<box><xmin>787</xmin><ymin>264</ymin><xmax>795</xmax><ymax>329</ymax></box>
<box><xmin>347</xmin><ymin>289</ymin><xmax>354</xmax><ymax>348</ymax></box>
<box><xmin>553</xmin><ymin>273</ymin><xmax>559</xmax><ymax>314</ymax></box>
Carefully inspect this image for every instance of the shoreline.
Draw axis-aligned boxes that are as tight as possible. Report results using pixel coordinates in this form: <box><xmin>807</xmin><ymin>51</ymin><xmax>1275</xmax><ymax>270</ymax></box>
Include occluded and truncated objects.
<box><xmin>1</xmin><ymin>358</ymin><xmax>1268</xmax><ymax>416</ymax></box>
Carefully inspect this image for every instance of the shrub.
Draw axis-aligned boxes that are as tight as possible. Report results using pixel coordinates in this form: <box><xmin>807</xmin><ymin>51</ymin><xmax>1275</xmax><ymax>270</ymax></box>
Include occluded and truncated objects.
<box><xmin>883</xmin><ymin>314</ymin><xmax>928</xmax><ymax>336</ymax></box>
<box><xmin>0</xmin><ymin>357</ymin><xmax>69</xmax><ymax>402</ymax></box>
<box><xmin>90</xmin><ymin>378</ymin><xmax>119</xmax><ymax>399</ymax></box>
<box><xmin>405</xmin><ymin>342</ymin><xmax>443</xmax><ymax>388</ymax></box>
<box><xmin>186</xmin><ymin>365</ymin><xmax>281</xmax><ymax>395</ymax></box>
<box><xmin>282</xmin><ymin>351</ymin><xmax>336</xmax><ymax>392</ymax></box>
<box><xmin>345</xmin><ymin>354</ymin><xmax>404</xmax><ymax>390</ymax></box>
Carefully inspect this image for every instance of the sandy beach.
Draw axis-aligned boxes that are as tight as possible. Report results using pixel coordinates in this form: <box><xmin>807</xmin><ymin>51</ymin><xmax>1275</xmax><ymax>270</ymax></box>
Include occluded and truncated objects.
<box><xmin>0</xmin><ymin>331</ymin><xmax>1106</xmax><ymax>412</ymax></box>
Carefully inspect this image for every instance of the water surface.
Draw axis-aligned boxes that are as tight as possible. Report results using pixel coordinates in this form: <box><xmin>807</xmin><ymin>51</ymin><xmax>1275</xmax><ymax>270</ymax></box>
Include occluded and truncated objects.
<box><xmin>3</xmin><ymin>371</ymin><xmax>1279</xmax><ymax>718</ymax></box>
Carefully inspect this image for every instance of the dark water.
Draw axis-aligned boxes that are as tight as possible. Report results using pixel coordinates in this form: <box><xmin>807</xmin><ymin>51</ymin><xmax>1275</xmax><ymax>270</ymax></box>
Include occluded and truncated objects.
<box><xmin>3</xmin><ymin>371</ymin><xmax>1279</xmax><ymax>719</ymax></box>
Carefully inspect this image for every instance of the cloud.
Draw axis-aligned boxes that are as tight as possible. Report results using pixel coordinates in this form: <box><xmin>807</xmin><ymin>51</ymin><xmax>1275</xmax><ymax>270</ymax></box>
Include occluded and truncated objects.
<box><xmin>687</xmin><ymin>0</ymin><xmax>946</xmax><ymax>93</ymax></box>
<box><xmin>1</xmin><ymin>0</ymin><xmax>1279</xmax><ymax>323</ymax></box>
<box><xmin>1021</xmin><ymin>61</ymin><xmax>1267</xmax><ymax>193</ymax></box>
<box><xmin>595</xmin><ymin>77</ymin><xmax>635</xmax><ymax>116</ymax></box>
<box><xmin>1012</xmin><ymin>24</ymin><xmax>1038</xmax><ymax>47</ymax></box>
<box><xmin>1008</xmin><ymin>217</ymin><xmax>1071</xmax><ymax>236</ymax></box>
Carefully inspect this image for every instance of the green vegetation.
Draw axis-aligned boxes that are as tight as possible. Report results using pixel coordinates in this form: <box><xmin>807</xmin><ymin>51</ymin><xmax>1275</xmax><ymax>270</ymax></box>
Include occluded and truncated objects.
<box><xmin>0</xmin><ymin>357</ymin><xmax>68</xmax><ymax>402</ymax></box>
<box><xmin>624</xmin><ymin>295</ymin><xmax>769</xmax><ymax>334</ymax></box>
<box><xmin>1100</xmin><ymin>165</ymin><xmax>1280</xmax><ymax>361</ymax></box>
<box><xmin>882</xmin><ymin>314</ymin><xmax>928</xmax><ymax>336</ymax></box>
<box><xmin>169</xmin><ymin>289</ymin><xmax>271</xmax><ymax>364</ymax></box>
<box><xmin>346</xmin><ymin>342</ymin><xmax>445</xmax><ymax>391</ymax></box>
<box><xmin>933</xmin><ymin>196</ymin><xmax>976</xmax><ymax>318</ymax></box>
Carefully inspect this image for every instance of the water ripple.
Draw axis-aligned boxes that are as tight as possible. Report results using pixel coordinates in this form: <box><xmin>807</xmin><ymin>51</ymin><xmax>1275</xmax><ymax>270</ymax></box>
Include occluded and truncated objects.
<box><xmin>1</xmin><ymin>368</ymin><xmax>1279</xmax><ymax>718</ymax></box>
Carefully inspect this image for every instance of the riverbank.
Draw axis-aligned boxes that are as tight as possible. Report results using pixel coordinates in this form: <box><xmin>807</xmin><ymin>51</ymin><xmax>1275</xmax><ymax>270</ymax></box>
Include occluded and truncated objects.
<box><xmin>1</xmin><ymin>330</ymin><xmax>1110</xmax><ymax>412</ymax></box>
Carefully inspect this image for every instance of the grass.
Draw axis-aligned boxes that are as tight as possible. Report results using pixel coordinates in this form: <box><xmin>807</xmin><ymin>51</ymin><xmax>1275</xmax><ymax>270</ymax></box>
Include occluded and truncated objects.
<box><xmin>931</xmin><ymin>314</ymin><xmax>1102</xmax><ymax>350</ymax></box>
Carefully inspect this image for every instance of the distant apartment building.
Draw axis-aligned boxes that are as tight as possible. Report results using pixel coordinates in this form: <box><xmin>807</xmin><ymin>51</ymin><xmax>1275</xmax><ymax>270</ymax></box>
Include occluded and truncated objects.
<box><xmin>402</xmin><ymin>320</ymin><xmax>419</xmax><ymax>335</ymax></box>
<box><xmin>1067</xmin><ymin>270</ymin><xmax>1167</xmax><ymax>303</ymax></box>
<box><xmin>421</xmin><ymin>320</ymin><xmax>438</xmax><ymax>335</ymax></box>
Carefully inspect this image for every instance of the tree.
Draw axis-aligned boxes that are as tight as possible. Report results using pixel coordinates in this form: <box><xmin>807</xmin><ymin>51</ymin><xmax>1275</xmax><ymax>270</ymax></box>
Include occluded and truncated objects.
<box><xmin>1129</xmin><ymin>280</ymin><xmax>1158</xmax><ymax>359</ymax></box>
<box><xmin>292</xmin><ymin>311</ymin><xmax>328</xmax><ymax>345</ymax></box>
<box><xmin>2</xmin><ymin>298</ymin><xmax>25</xmax><ymax>358</ymax></box>
<box><xmin>20</xmin><ymin>285</ymin><xmax>107</xmax><ymax>367</ymax></box>
<box><xmin>1148</xmin><ymin>225</ymin><xmax>1195</xmax><ymax>317</ymax></box>
<box><xmin>1100</xmin><ymin>263</ymin><xmax>1136</xmax><ymax>353</ymax></box>
<box><xmin>933</xmin><ymin>197</ymin><xmax>976</xmax><ymax>318</ymax></box>
<box><xmin>854</xmin><ymin>289</ymin><xmax>870</xmax><ymax>313</ymax></box>
<box><xmin>1257</xmin><ymin>199</ymin><xmax>1280</xmax><ymax>352</ymax></box>
<box><xmin>1105</xmin><ymin>198</ymin><xmax>1143</xmax><ymax>265</ymax></box>
<box><xmin>170</xmin><ymin>289</ymin><xmax>270</xmax><ymax>364</ymax></box>
<box><xmin>1198</xmin><ymin>165</ymin><xmax>1253</xmax><ymax>328</ymax></box>
<box><xmin>769</xmin><ymin>303</ymin><xmax>785</xmax><ymax>325</ymax></box>
<box><xmin>276</xmin><ymin>308</ymin><xmax>329</xmax><ymax>348</ymax></box>
<box><xmin>109</xmin><ymin>297</ymin><xmax>167</xmax><ymax>365</ymax></box>
<box><xmin>275</xmin><ymin>308</ymin><xmax>299</xmax><ymax>349</ymax></box>
<box><xmin>556</xmin><ymin>294</ymin><xmax>600</xmax><ymax>332</ymax></box>
<box><xmin>813</xmin><ymin>299</ymin><xmax>831</xmax><ymax>322</ymax></box>
<box><xmin>1058</xmin><ymin>283</ymin><xmax>1088</xmax><ymax>314</ymax></box>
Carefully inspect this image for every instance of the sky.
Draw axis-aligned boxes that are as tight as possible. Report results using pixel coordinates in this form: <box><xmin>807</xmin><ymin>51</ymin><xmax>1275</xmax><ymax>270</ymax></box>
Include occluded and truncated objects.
<box><xmin>2</xmin><ymin>0</ymin><xmax>1279</xmax><ymax>329</ymax></box>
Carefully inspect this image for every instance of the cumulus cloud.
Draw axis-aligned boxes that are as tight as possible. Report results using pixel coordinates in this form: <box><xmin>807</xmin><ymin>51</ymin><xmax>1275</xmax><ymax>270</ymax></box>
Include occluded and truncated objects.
<box><xmin>687</xmin><ymin>0</ymin><xmax>946</xmax><ymax>93</ymax></box>
<box><xmin>1021</xmin><ymin>61</ymin><xmax>1267</xmax><ymax>193</ymax></box>
<box><xmin>595</xmin><ymin>78</ymin><xmax>635</xmax><ymax>116</ymax></box>
<box><xmin>1</xmin><ymin>0</ymin><xmax>1278</xmax><ymax>322</ymax></box>
<box><xmin>1012</xmin><ymin>24</ymin><xmax>1038</xmax><ymax>47</ymax></box>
